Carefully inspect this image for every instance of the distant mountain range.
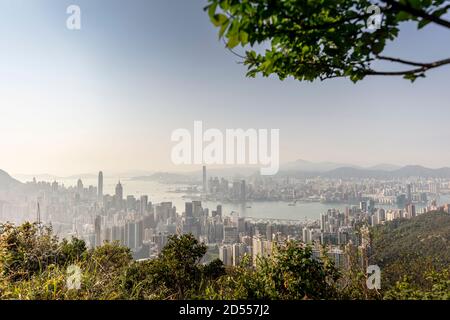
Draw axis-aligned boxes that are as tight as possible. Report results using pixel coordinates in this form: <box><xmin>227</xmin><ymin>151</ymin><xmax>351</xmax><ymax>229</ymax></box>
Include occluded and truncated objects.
<box><xmin>3</xmin><ymin>160</ymin><xmax>450</xmax><ymax>188</ymax></box>
<box><xmin>281</xmin><ymin>159</ymin><xmax>402</xmax><ymax>172</ymax></box>
<box><xmin>281</xmin><ymin>164</ymin><xmax>450</xmax><ymax>179</ymax></box>
<box><xmin>0</xmin><ymin>169</ymin><xmax>22</xmax><ymax>190</ymax></box>
<box><xmin>132</xmin><ymin>162</ymin><xmax>450</xmax><ymax>181</ymax></box>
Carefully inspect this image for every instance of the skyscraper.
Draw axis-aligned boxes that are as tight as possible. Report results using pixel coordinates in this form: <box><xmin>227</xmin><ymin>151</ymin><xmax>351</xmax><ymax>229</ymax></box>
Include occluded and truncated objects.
<box><xmin>94</xmin><ymin>215</ymin><xmax>102</xmax><ymax>247</ymax></box>
<box><xmin>115</xmin><ymin>181</ymin><xmax>123</xmax><ymax>209</ymax></box>
<box><xmin>140</xmin><ymin>195</ymin><xmax>148</xmax><ymax>215</ymax></box>
<box><xmin>185</xmin><ymin>202</ymin><xmax>193</xmax><ymax>218</ymax></box>
<box><xmin>406</xmin><ymin>183</ymin><xmax>412</xmax><ymax>203</ymax></box>
<box><xmin>98</xmin><ymin>171</ymin><xmax>103</xmax><ymax>202</ymax></box>
<box><xmin>407</xmin><ymin>203</ymin><xmax>416</xmax><ymax>218</ymax></box>
<box><xmin>77</xmin><ymin>179</ymin><xmax>83</xmax><ymax>194</ymax></box>
<box><xmin>216</xmin><ymin>205</ymin><xmax>222</xmax><ymax>217</ymax></box>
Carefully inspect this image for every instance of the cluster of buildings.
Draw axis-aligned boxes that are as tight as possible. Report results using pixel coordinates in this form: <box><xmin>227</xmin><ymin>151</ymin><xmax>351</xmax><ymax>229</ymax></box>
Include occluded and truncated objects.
<box><xmin>203</xmin><ymin>173</ymin><xmax>450</xmax><ymax>207</ymax></box>
<box><xmin>2</xmin><ymin>168</ymin><xmax>450</xmax><ymax>269</ymax></box>
<box><xmin>217</xmin><ymin>196</ymin><xmax>450</xmax><ymax>270</ymax></box>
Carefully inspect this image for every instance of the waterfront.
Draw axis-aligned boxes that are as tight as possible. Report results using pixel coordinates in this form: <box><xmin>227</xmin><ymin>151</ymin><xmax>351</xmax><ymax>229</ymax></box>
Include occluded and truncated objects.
<box><xmin>17</xmin><ymin>176</ymin><xmax>450</xmax><ymax>222</ymax></box>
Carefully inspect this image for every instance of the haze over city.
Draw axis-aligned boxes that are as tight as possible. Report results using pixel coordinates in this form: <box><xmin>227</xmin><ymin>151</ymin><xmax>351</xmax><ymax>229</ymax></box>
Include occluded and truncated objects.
<box><xmin>1</xmin><ymin>0</ymin><xmax>450</xmax><ymax>176</ymax></box>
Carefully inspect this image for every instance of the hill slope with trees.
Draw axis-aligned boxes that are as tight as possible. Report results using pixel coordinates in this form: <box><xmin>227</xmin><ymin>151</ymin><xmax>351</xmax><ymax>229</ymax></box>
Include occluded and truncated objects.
<box><xmin>370</xmin><ymin>211</ymin><xmax>450</xmax><ymax>298</ymax></box>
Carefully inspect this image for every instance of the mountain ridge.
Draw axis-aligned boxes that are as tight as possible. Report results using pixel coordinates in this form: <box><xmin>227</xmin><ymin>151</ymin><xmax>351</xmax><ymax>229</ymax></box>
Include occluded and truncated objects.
<box><xmin>282</xmin><ymin>164</ymin><xmax>450</xmax><ymax>179</ymax></box>
<box><xmin>0</xmin><ymin>169</ymin><xmax>22</xmax><ymax>190</ymax></box>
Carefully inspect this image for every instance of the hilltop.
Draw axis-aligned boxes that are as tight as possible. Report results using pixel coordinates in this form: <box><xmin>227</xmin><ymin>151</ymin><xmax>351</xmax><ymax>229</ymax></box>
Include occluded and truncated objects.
<box><xmin>0</xmin><ymin>169</ymin><xmax>22</xmax><ymax>190</ymax></box>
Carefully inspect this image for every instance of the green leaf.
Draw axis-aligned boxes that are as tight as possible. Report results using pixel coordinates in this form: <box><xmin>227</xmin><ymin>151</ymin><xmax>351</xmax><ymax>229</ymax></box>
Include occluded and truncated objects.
<box><xmin>211</xmin><ymin>13</ymin><xmax>228</xmax><ymax>27</ymax></box>
<box><xmin>226</xmin><ymin>34</ymin><xmax>240</xmax><ymax>48</ymax></box>
<box><xmin>396</xmin><ymin>11</ymin><xmax>412</xmax><ymax>22</ymax></box>
<box><xmin>207</xmin><ymin>3</ymin><xmax>218</xmax><ymax>20</ymax></box>
<box><xmin>372</xmin><ymin>41</ymin><xmax>385</xmax><ymax>55</ymax></box>
<box><xmin>219</xmin><ymin>0</ymin><xmax>230</xmax><ymax>11</ymax></box>
<box><xmin>418</xmin><ymin>18</ymin><xmax>431</xmax><ymax>29</ymax></box>
<box><xmin>218</xmin><ymin>19</ymin><xmax>230</xmax><ymax>38</ymax></box>
<box><xmin>239</xmin><ymin>31</ymin><xmax>249</xmax><ymax>45</ymax></box>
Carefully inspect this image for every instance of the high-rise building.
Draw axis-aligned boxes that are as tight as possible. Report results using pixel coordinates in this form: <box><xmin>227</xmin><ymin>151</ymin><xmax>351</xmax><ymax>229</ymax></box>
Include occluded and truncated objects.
<box><xmin>266</xmin><ymin>224</ymin><xmax>273</xmax><ymax>241</ymax></box>
<box><xmin>98</xmin><ymin>171</ymin><xmax>103</xmax><ymax>203</ymax></box>
<box><xmin>126</xmin><ymin>221</ymin><xmax>136</xmax><ymax>249</ymax></box>
<box><xmin>367</xmin><ymin>199</ymin><xmax>375</xmax><ymax>213</ymax></box>
<box><xmin>376</xmin><ymin>208</ymin><xmax>386</xmax><ymax>223</ymax></box>
<box><xmin>430</xmin><ymin>182</ymin><xmax>440</xmax><ymax>195</ymax></box>
<box><xmin>407</xmin><ymin>203</ymin><xmax>416</xmax><ymax>218</ymax></box>
<box><xmin>406</xmin><ymin>183</ymin><xmax>412</xmax><ymax>203</ymax></box>
<box><xmin>302</xmin><ymin>227</ymin><xmax>312</xmax><ymax>244</ymax></box>
<box><xmin>223</xmin><ymin>226</ymin><xmax>238</xmax><ymax>244</ymax></box>
<box><xmin>192</xmin><ymin>200</ymin><xmax>203</xmax><ymax>217</ymax></box>
<box><xmin>219</xmin><ymin>245</ymin><xmax>233</xmax><ymax>266</ymax></box>
<box><xmin>94</xmin><ymin>215</ymin><xmax>102</xmax><ymax>247</ymax></box>
<box><xmin>185</xmin><ymin>202</ymin><xmax>193</xmax><ymax>218</ymax></box>
<box><xmin>77</xmin><ymin>179</ymin><xmax>84</xmax><ymax>194</ymax></box>
<box><xmin>140</xmin><ymin>195</ymin><xmax>148</xmax><ymax>215</ymax></box>
<box><xmin>232</xmin><ymin>243</ymin><xmax>247</xmax><ymax>266</ymax></box>
<box><xmin>115</xmin><ymin>181</ymin><xmax>123</xmax><ymax>209</ymax></box>
<box><xmin>216</xmin><ymin>205</ymin><xmax>222</xmax><ymax>217</ymax></box>
<box><xmin>126</xmin><ymin>195</ymin><xmax>136</xmax><ymax>210</ymax></box>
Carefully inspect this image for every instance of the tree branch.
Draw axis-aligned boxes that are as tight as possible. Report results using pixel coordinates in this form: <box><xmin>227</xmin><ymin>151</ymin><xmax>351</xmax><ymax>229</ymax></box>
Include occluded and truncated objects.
<box><xmin>382</xmin><ymin>0</ymin><xmax>450</xmax><ymax>28</ymax></box>
<box><xmin>367</xmin><ymin>57</ymin><xmax>450</xmax><ymax>75</ymax></box>
<box><xmin>377</xmin><ymin>55</ymin><xmax>430</xmax><ymax>66</ymax></box>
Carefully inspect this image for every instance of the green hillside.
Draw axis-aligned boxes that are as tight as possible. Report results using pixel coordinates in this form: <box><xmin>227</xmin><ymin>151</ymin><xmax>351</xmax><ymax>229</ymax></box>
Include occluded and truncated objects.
<box><xmin>370</xmin><ymin>211</ymin><xmax>450</xmax><ymax>290</ymax></box>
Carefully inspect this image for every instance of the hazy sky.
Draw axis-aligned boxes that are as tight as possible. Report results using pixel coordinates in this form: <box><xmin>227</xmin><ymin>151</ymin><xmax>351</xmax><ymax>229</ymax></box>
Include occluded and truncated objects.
<box><xmin>1</xmin><ymin>0</ymin><xmax>450</xmax><ymax>176</ymax></box>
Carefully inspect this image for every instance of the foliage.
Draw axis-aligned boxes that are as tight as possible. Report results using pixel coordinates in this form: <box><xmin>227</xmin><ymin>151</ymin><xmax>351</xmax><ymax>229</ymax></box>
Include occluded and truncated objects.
<box><xmin>205</xmin><ymin>0</ymin><xmax>450</xmax><ymax>82</ymax></box>
<box><xmin>0</xmin><ymin>220</ymin><xmax>449</xmax><ymax>300</ymax></box>
<box><xmin>384</xmin><ymin>268</ymin><xmax>450</xmax><ymax>299</ymax></box>
<box><xmin>121</xmin><ymin>234</ymin><xmax>226</xmax><ymax>299</ymax></box>
<box><xmin>0</xmin><ymin>222</ymin><xmax>132</xmax><ymax>299</ymax></box>
<box><xmin>0</xmin><ymin>222</ymin><xmax>63</xmax><ymax>281</ymax></box>
<box><xmin>205</xmin><ymin>241</ymin><xmax>340</xmax><ymax>299</ymax></box>
<box><xmin>370</xmin><ymin>211</ymin><xmax>450</xmax><ymax>289</ymax></box>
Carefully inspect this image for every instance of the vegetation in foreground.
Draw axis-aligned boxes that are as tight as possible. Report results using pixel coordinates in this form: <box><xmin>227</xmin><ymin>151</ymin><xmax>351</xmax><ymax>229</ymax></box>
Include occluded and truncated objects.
<box><xmin>0</xmin><ymin>213</ymin><xmax>449</xmax><ymax>300</ymax></box>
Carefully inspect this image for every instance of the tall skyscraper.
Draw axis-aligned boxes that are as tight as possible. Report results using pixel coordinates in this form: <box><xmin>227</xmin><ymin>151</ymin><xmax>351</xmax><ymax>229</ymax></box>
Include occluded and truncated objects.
<box><xmin>98</xmin><ymin>171</ymin><xmax>103</xmax><ymax>202</ymax></box>
<box><xmin>266</xmin><ymin>224</ymin><xmax>273</xmax><ymax>241</ymax></box>
<box><xmin>406</xmin><ymin>183</ymin><xmax>412</xmax><ymax>203</ymax></box>
<box><xmin>140</xmin><ymin>195</ymin><xmax>148</xmax><ymax>215</ymax></box>
<box><xmin>77</xmin><ymin>179</ymin><xmax>83</xmax><ymax>194</ymax></box>
<box><xmin>115</xmin><ymin>181</ymin><xmax>123</xmax><ymax>209</ymax></box>
<box><xmin>185</xmin><ymin>202</ymin><xmax>193</xmax><ymax>218</ymax></box>
<box><xmin>94</xmin><ymin>215</ymin><xmax>102</xmax><ymax>247</ymax></box>
<box><xmin>202</xmin><ymin>165</ymin><xmax>207</xmax><ymax>193</ymax></box>
<box><xmin>407</xmin><ymin>203</ymin><xmax>416</xmax><ymax>218</ymax></box>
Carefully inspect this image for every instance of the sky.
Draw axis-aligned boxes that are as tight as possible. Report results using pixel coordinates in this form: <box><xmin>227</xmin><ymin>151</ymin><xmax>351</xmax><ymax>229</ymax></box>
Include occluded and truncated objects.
<box><xmin>0</xmin><ymin>0</ymin><xmax>450</xmax><ymax>176</ymax></box>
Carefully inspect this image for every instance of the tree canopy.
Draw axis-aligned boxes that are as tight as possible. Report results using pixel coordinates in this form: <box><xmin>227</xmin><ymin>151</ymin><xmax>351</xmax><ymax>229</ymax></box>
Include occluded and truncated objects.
<box><xmin>0</xmin><ymin>220</ymin><xmax>448</xmax><ymax>300</ymax></box>
<box><xmin>205</xmin><ymin>0</ymin><xmax>450</xmax><ymax>82</ymax></box>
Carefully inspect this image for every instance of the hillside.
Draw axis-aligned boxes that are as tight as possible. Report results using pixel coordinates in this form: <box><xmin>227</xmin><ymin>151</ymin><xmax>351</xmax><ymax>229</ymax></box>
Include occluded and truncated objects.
<box><xmin>370</xmin><ymin>211</ymin><xmax>450</xmax><ymax>288</ymax></box>
<box><xmin>0</xmin><ymin>170</ymin><xmax>22</xmax><ymax>190</ymax></box>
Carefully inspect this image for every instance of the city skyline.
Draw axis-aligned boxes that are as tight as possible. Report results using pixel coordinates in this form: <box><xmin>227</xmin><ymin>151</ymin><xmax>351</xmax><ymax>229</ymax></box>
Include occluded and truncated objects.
<box><xmin>8</xmin><ymin>159</ymin><xmax>450</xmax><ymax>180</ymax></box>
